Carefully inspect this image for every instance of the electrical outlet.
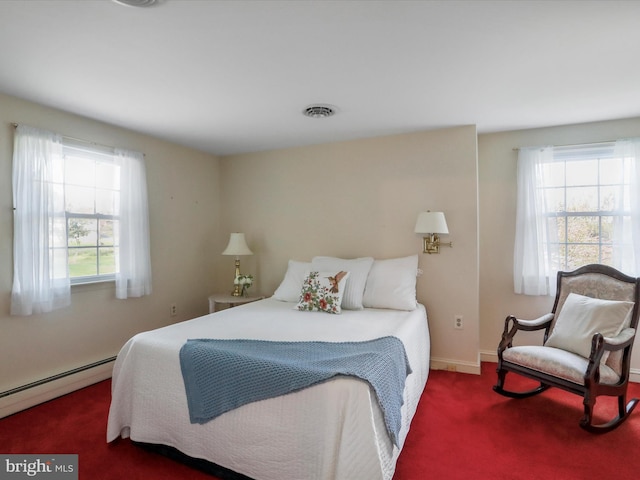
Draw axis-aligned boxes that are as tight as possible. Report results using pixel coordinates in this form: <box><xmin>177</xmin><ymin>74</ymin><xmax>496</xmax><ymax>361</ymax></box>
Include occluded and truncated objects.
<box><xmin>454</xmin><ymin>314</ymin><xmax>463</xmax><ymax>329</ymax></box>
<box><xmin>170</xmin><ymin>303</ymin><xmax>177</xmax><ymax>317</ymax></box>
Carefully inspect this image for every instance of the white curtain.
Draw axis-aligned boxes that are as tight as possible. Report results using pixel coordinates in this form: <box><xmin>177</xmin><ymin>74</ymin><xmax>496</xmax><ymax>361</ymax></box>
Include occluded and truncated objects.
<box><xmin>614</xmin><ymin>138</ymin><xmax>640</xmax><ymax>275</ymax></box>
<box><xmin>11</xmin><ymin>125</ymin><xmax>70</xmax><ymax>315</ymax></box>
<box><xmin>114</xmin><ymin>148</ymin><xmax>152</xmax><ymax>299</ymax></box>
<box><xmin>513</xmin><ymin>145</ymin><xmax>556</xmax><ymax>296</ymax></box>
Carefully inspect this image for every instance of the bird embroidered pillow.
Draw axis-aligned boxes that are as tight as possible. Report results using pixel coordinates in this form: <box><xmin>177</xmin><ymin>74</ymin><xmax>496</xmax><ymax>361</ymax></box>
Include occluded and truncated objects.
<box><xmin>296</xmin><ymin>271</ymin><xmax>350</xmax><ymax>314</ymax></box>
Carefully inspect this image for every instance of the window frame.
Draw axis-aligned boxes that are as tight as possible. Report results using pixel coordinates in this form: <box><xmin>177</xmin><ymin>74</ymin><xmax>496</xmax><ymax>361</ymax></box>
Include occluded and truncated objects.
<box><xmin>60</xmin><ymin>141</ymin><xmax>121</xmax><ymax>286</ymax></box>
<box><xmin>540</xmin><ymin>143</ymin><xmax>631</xmax><ymax>272</ymax></box>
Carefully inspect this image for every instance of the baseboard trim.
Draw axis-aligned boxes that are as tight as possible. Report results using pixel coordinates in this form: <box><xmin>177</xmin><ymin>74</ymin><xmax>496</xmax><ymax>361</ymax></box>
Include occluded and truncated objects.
<box><xmin>430</xmin><ymin>357</ymin><xmax>481</xmax><ymax>375</ymax></box>
<box><xmin>0</xmin><ymin>358</ymin><xmax>115</xmax><ymax>419</ymax></box>
<box><xmin>479</xmin><ymin>349</ymin><xmax>640</xmax><ymax>384</ymax></box>
<box><xmin>480</xmin><ymin>349</ymin><xmax>498</xmax><ymax>364</ymax></box>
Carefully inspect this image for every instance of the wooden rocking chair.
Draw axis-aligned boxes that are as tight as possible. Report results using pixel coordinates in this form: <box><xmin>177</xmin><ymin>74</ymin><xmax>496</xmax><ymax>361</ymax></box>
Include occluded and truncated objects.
<box><xmin>494</xmin><ymin>264</ymin><xmax>640</xmax><ymax>432</ymax></box>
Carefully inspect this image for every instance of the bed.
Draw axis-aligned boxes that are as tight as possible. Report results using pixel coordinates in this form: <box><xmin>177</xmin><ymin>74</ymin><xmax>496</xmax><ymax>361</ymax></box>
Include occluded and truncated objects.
<box><xmin>107</xmin><ymin>256</ymin><xmax>430</xmax><ymax>480</ymax></box>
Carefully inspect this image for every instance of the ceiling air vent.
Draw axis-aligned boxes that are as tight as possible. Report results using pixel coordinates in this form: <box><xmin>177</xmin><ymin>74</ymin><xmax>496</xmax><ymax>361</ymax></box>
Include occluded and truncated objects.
<box><xmin>303</xmin><ymin>104</ymin><xmax>337</xmax><ymax>119</ymax></box>
<box><xmin>112</xmin><ymin>0</ymin><xmax>160</xmax><ymax>7</ymax></box>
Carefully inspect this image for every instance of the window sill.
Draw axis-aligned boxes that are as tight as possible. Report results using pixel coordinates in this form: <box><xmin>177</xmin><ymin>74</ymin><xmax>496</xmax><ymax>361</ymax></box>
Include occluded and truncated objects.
<box><xmin>70</xmin><ymin>276</ymin><xmax>116</xmax><ymax>291</ymax></box>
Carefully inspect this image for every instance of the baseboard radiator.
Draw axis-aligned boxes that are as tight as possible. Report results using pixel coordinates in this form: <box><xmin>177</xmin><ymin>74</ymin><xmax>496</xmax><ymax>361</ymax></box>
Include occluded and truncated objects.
<box><xmin>0</xmin><ymin>356</ymin><xmax>116</xmax><ymax>419</ymax></box>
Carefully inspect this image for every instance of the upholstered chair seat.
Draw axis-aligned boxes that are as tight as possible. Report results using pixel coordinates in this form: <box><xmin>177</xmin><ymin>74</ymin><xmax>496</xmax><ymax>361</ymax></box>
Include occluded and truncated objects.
<box><xmin>502</xmin><ymin>346</ymin><xmax>621</xmax><ymax>386</ymax></box>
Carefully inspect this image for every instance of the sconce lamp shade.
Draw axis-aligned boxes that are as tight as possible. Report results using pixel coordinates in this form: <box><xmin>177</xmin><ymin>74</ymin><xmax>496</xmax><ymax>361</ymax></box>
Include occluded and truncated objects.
<box><xmin>415</xmin><ymin>211</ymin><xmax>449</xmax><ymax>234</ymax></box>
<box><xmin>222</xmin><ymin>233</ymin><xmax>253</xmax><ymax>256</ymax></box>
<box><xmin>415</xmin><ymin>211</ymin><xmax>452</xmax><ymax>254</ymax></box>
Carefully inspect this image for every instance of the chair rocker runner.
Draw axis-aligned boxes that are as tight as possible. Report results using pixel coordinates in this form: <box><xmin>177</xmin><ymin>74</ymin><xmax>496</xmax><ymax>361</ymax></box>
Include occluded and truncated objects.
<box><xmin>494</xmin><ymin>264</ymin><xmax>640</xmax><ymax>432</ymax></box>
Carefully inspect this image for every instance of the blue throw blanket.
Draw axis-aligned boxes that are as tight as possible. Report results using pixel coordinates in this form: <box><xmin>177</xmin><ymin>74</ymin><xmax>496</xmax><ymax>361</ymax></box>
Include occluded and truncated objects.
<box><xmin>179</xmin><ymin>336</ymin><xmax>411</xmax><ymax>446</ymax></box>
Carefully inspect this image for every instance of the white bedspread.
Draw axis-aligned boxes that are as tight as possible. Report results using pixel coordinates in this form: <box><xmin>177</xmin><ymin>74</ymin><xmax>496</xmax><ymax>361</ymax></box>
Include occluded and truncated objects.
<box><xmin>107</xmin><ymin>298</ymin><xmax>430</xmax><ymax>480</ymax></box>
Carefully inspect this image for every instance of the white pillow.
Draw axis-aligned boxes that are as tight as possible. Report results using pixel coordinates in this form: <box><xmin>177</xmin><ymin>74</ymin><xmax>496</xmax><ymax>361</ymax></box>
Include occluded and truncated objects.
<box><xmin>362</xmin><ymin>255</ymin><xmax>419</xmax><ymax>311</ymax></box>
<box><xmin>311</xmin><ymin>256</ymin><xmax>374</xmax><ymax>310</ymax></box>
<box><xmin>545</xmin><ymin>292</ymin><xmax>634</xmax><ymax>362</ymax></box>
<box><xmin>272</xmin><ymin>260</ymin><xmax>312</xmax><ymax>302</ymax></box>
<box><xmin>296</xmin><ymin>271</ymin><xmax>350</xmax><ymax>314</ymax></box>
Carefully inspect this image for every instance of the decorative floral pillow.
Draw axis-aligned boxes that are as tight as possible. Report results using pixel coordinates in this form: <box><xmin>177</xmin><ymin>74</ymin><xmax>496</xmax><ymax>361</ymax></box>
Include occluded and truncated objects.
<box><xmin>296</xmin><ymin>271</ymin><xmax>350</xmax><ymax>314</ymax></box>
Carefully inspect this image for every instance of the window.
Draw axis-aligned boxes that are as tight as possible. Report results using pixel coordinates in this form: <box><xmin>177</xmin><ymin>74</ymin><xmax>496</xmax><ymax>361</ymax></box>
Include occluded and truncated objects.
<box><xmin>11</xmin><ymin>125</ymin><xmax>152</xmax><ymax>316</ymax></box>
<box><xmin>514</xmin><ymin>139</ymin><xmax>640</xmax><ymax>296</ymax></box>
<box><xmin>542</xmin><ymin>143</ymin><xmax>631</xmax><ymax>271</ymax></box>
<box><xmin>58</xmin><ymin>143</ymin><xmax>121</xmax><ymax>284</ymax></box>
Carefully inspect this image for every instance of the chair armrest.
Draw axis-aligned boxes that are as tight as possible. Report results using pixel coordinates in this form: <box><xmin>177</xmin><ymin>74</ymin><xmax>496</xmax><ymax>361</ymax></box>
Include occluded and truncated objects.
<box><xmin>602</xmin><ymin>327</ymin><xmax>636</xmax><ymax>350</ymax></box>
<box><xmin>585</xmin><ymin>328</ymin><xmax>636</xmax><ymax>383</ymax></box>
<box><xmin>589</xmin><ymin>328</ymin><xmax>636</xmax><ymax>361</ymax></box>
<box><xmin>497</xmin><ymin>313</ymin><xmax>554</xmax><ymax>353</ymax></box>
<box><xmin>512</xmin><ymin>313</ymin><xmax>555</xmax><ymax>331</ymax></box>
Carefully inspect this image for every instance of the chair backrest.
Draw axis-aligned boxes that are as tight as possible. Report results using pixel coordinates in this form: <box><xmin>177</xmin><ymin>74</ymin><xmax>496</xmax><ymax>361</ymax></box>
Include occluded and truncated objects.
<box><xmin>550</xmin><ymin>264</ymin><xmax>640</xmax><ymax>373</ymax></box>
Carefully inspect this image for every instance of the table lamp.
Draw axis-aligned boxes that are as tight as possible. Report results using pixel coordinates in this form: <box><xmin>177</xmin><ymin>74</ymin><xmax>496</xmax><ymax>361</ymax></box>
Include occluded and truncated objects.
<box><xmin>222</xmin><ymin>232</ymin><xmax>253</xmax><ymax>296</ymax></box>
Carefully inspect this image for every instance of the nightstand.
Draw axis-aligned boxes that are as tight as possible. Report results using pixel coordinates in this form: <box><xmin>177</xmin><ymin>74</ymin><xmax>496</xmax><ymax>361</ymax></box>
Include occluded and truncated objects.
<box><xmin>208</xmin><ymin>293</ymin><xmax>265</xmax><ymax>313</ymax></box>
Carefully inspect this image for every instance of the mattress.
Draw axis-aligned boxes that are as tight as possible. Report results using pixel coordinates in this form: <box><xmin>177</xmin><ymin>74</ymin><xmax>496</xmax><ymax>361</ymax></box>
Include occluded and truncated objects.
<box><xmin>107</xmin><ymin>298</ymin><xmax>430</xmax><ymax>480</ymax></box>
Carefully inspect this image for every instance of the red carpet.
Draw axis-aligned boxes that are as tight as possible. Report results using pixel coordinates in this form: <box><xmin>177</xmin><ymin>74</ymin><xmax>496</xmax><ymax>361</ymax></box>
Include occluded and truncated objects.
<box><xmin>2</xmin><ymin>363</ymin><xmax>639</xmax><ymax>479</ymax></box>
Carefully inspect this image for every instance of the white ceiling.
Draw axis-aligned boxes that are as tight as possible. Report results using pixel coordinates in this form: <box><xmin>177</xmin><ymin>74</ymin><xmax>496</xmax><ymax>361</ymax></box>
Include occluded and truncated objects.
<box><xmin>1</xmin><ymin>0</ymin><xmax>639</xmax><ymax>156</ymax></box>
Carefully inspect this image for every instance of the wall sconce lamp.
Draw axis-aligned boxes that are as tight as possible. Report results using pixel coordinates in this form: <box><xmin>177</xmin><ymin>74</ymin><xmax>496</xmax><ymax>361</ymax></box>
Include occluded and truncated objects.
<box><xmin>414</xmin><ymin>211</ymin><xmax>453</xmax><ymax>254</ymax></box>
<box><xmin>222</xmin><ymin>232</ymin><xmax>253</xmax><ymax>296</ymax></box>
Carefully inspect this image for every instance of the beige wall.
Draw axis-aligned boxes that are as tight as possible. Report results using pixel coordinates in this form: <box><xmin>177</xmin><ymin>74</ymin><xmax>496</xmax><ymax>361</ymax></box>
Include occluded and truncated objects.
<box><xmin>219</xmin><ymin>126</ymin><xmax>480</xmax><ymax>371</ymax></box>
<box><xmin>478</xmin><ymin>116</ymin><xmax>640</xmax><ymax>376</ymax></box>
<box><xmin>0</xmin><ymin>93</ymin><xmax>221</xmax><ymax>412</ymax></box>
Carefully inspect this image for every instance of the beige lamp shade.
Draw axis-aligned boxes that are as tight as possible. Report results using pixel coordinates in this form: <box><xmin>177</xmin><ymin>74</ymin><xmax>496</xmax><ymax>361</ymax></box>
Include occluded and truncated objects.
<box><xmin>414</xmin><ymin>211</ymin><xmax>449</xmax><ymax>234</ymax></box>
<box><xmin>222</xmin><ymin>233</ymin><xmax>253</xmax><ymax>256</ymax></box>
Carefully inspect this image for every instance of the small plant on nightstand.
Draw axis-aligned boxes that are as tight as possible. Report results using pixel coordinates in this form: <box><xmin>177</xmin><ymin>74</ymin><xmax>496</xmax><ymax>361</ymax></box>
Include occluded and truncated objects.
<box><xmin>235</xmin><ymin>274</ymin><xmax>254</xmax><ymax>297</ymax></box>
